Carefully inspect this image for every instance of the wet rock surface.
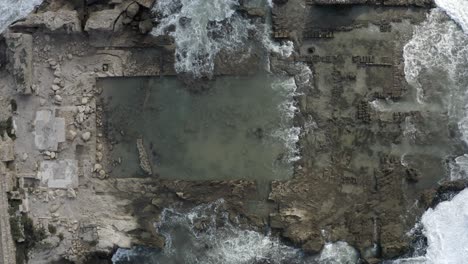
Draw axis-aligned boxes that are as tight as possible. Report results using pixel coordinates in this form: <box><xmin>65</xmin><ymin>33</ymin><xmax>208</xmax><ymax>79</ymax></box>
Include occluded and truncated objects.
<box><xmin>0</xmin><ymin>0</ymin><xmax>463</xmax><ymax>263</ymax></box>
<box><xmin>269</xmin><ymin>2</ymin><xmax>464</xmax><ymax>262</ymax></box>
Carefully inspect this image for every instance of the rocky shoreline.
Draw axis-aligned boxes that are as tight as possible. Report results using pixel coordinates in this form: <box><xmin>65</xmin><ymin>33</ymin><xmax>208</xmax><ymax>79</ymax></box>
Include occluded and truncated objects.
<box><xmin>0</xmin><ymin>0</ymin><xmax>464</xmax><ymax>263</ymax></box>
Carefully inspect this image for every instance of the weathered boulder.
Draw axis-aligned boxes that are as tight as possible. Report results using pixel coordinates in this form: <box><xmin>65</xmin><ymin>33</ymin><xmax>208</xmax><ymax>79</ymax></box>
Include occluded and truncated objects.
<box><xmin>139</xmin><ymin>19</ymin><xmax>153</xmax><ymax>34</ymax></box>
<box><xmin>126</xmin><ymin>2</ymin><xmax>140</xmax><ymax>18</ymax></box>
<box><xmin>81</xmin><ymin>131</ymin><xmax>91</xmax><ymax>142</ymax></box>
<box><xmin>302</xmin><ymin>237</ymin><xmax>324</xmax><ymax>254</ymax></box>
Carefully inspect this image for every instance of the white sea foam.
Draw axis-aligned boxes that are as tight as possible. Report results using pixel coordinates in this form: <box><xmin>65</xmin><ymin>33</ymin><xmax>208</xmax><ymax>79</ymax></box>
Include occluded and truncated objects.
<box><xmin>0</xmin><ymin>0</ymin><xmax>42</xmax><ymax>34</ymax></box>
<box><xmin>113</xmin><ymin>200</ymin><xmax>360</xmax><ymax>264</ymax></box>
<box><xmin>152</xmin><ymin>0</ymin><xmax>249</xmax><ymax>77</ymax></box>
<box><xmin>271</xmin><ymin>62</ymin><xmax>313</xmax><ymax>162</ymax></box>
<box><xmin>114</xmin><ymin>200</ymin><xmax>306</xmax><ymax>264</ymax></box>
<box><xmin>393</xmin><ymin>189</ymin><xmax>468</xmax><ymax>264</ymax></box>
<box><xmin>319</xmin><ymin>241</ymin><xmax>359</xmax><ymax>264</ymax></box>
<box><xmin>395</xmin><ymin>7</ymin><xmax>468</xmax><ymax>264</ymax></box>
<box><xmin>260</xmin><ymin>24</ymin><xmax>294</xmax><ymax>58</ymax></box>
<box><xmin>403</xmin><ymin>8</ymin><xmax>468</xmax><ymax>171</ymax></box>
<box><xmin>420</xmin><ymin>189</ymin><xmax>468</xmax><ymax>263</ymax></box>
<box><xmin>270</xmin><ymin>68</ymin><xmax>307</xmax><ymax>162</ymax></box>
<box><xmin>435</xmin><ymin>0</ymin><xmax>468</xmax><ymax>34</ymax></box>
<box><xmin>151</xmin><ymin>0</ymin><xmax>293</xmax><ymax>77</ymax></box>
<box><xmin>403</xmin><ymin>9</ymin><xmax>468</xmax><ymax>106</ymax></box>
<box><xmin>449</xmin><ymin>154</ymin><xmax>468</xmax><ymax>180</ymax></box>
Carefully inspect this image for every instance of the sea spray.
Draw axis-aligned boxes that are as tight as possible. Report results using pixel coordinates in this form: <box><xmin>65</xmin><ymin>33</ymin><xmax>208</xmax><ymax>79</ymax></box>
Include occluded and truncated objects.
<box><xmin>113</xmin><ymin>199</ymin><xmax>305</xmax><ymax>264</ymax></box>
<box><xmin>270</xmin><ymin>62</ymin><xmax>314</xmax><ymax>163</ymax></box>
<box><xmin>403</xmin><ymin>10</ymin><xmax>468</xmax><ymax>107</ymax></box>
<box><xmin>112</xmin><ymin>199</ymin><xmax>360</xmax><ymax>264</ymax></box>
<box><xmin>152</xmin><ymin>0</ymin><xmax>301</xmax><ymax>162</ymax></box>
<box><xmin>319</xmin><ymin>242</ymin><xmax>359</xmax><ymax>264</ymax></box>
<box><xmin>0</xmin><ymin>0</ymin><xmax>42</xmax><ymax>33</ymax></box>
<box><xmin>152</xmin><ymin>0</ymin><xmax>251</xmax><ymax>77</ymax></box>
<box><xmin>271</xmin><ymin>76</ymin><xmax>301</xmax><ymax>162</ymax></box>
<box><xmin>403</xmin><ymin>9</ymin><xmax>468</xmax><ymax>179</ymax></box>
<box><xmin>390</xmin><ymin>189</ymin><xmax>468</xmax><ymax>264</ymax></box>
<box><xmin>392</xmin><ymin>5</ymin><xmax>468</xmax><ymax>263</ymax></box>
<box><xmin>151</xmin><ymin>0</ymin><xmax>294</xmax><ymax>77</ymax></box>
<box><xmin>434</xmin><ymin>0</ymin><xmax>468</xmax><ymax>34</ymax></box>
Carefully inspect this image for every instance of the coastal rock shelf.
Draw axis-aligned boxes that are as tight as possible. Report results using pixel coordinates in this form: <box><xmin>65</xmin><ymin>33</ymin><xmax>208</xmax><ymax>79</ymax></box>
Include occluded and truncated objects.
<box><xmin>0</xmin><ymin>0</ymin><xmax>466</xmax><ymax>263</ymax></box>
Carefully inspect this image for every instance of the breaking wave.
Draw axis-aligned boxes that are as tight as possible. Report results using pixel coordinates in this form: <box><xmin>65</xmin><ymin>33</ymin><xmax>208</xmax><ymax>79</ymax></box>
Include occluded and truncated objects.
<box><xmin>271</xmin><ymin>76</ymin><xmax>301</xmax><ymax>162</ymax></box>
<box><xmin>0</xmin><ymin>0</ymin><xmax>42</xmax><ymax>33</ymax></box>
<box><xmin>435</xmin><ymin>0</ymin><xmax>468</xmax><ymax>34</ymax></box>
<box><xmin>151</xmin><ymin>0</ymin><xmax>293</xmax><ymax>77</ymax></box>
<box><xmin>151</xmin><ymin>0</ymin><xmax>299</xmax><ymax>161</ymax></box>
<box><xmin>390</xmin><ymin>189</ymin><xmax>468</xmax><ymax>264</ymax></box>
<box><xmin>403</xmin><ymin>9</ymin><xmax>468</xmax><ymax>107</ymax></box>
<box><xmin>112</xmin><ymin>200</ymin><xmax>360</xmax><ymax>264</ymax></box>
<box><xmin>393</xmin><ymin>5</ymin><xmax>468</xmax><ymax>264</ymax></box>
<box><xmin>151</xmin><ymin>0</ymin><xmax>249</xmax><ymax>77</ymax></box>
<box><xmin>403</xmin><ymin>9</ymin><xmax>468</xmax><ymax>179</ymax></box>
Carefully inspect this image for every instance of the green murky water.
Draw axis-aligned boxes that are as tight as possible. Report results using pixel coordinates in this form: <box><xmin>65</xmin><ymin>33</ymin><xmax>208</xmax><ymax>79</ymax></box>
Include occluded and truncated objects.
<box><xmin>99</xmin><ymin>75</ymin><xmax>294</xmax><ymax>182</ymax></box>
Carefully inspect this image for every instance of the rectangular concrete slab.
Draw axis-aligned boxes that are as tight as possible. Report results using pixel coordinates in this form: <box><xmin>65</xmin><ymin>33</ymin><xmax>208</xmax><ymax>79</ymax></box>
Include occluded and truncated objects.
<box><xmin>38</xmin><ymin>159</ymin><xmax>78</xmax><ymax>189</ymax></box>
<box><xmin>34</xmin><ymin>109</ymin><xmax>65</xmax><ymax>151</ymax></box>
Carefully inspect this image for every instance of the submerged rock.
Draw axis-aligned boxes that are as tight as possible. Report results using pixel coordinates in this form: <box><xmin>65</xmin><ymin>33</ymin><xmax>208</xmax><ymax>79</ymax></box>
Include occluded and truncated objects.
<box><xmin>137</xmin><ymin>138</ymin><xmax>152</xmax><ymax>175</ymax></box>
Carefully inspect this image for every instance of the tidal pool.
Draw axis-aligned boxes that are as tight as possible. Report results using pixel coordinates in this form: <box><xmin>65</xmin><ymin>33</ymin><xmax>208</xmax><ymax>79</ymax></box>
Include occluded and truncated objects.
<box><xmin>99</xmin><ymin>74</ymin><xmax>296</xmax><ymax>182</ymax></box>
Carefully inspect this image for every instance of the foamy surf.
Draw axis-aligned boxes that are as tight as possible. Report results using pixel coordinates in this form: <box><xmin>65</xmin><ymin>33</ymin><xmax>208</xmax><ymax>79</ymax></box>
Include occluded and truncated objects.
<box><xmin>393</xmin><ymin>5</ymin><xmax>468</xmax><ymax>263</ymax></box>
<box><xmin>403</xmin><ymin>8</ymin><xmax>468</xmax><ymax>174</ymax></box>
<box><xmin>391</xmin><ymin>189</ymin><xmax>468</xmax><ymax>264</ymax></box>
<box><xmin>112</xmin><ymin>199</ymin><xmax>360</xmax><ymax>264</ymax></box>
<box><xmin>319</xmin><ymin>241</ymin><xmax>359</xmax><ymax>263</ymax></box>
<box><xmin>151</xmin><ymin>0</ymin><xmax>251</xmax><ymax>77</ymax></box>
<box><xmin>270</xmin><ymin>62</ymin><xmax>313</xmax><ymax>163</ymax></box>
<box><xmin>0</xmin><ymin>0</ymin><xmax>42</xmax><ymax>34</ymax></box>
<box><xmin>403</xmin><ymin>9</ymin><xmax>468</xmax><ymax>106</ymax></box>
<box><xmin>151</xmin><ymin>0</ymin><xmax>294</xmax><ymax>77</ymax></box>
<box><xmin>435</xmin><ymin>0</ymin><xmax>468</xmax><ymax>34</ymax></box>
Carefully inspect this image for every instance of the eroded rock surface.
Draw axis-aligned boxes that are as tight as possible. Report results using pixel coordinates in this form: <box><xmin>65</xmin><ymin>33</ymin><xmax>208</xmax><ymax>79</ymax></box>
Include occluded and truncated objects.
<box><xmin>0</xmin><ymin>0</ymin><xmax>459</xmax><ymax>263</ymax></box>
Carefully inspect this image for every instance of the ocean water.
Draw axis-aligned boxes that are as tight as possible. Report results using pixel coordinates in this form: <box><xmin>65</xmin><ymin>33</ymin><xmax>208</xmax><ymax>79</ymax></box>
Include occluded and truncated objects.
<box><xmin>404</xmin><ymin>8</ymin><xmax>468</xmax><ymax>180</ymax></box>
<box><xmin>112</xmin><ymin>199</ymin><xmax>359</xmax><ymax>264</ymax></box>
<box><xmin>151</xmin><ymin>0</ymin><xmax>293</xmax><ymax>77</ymax></box>
<box><xmin>392</xmin><ymin>4</ymin><xmax>468</xmax><ymax>264</ymax></box>
<box><xmin>0</xmin><ymin>0</ymin><xmax>42</xmax><ymax>33</ymax></box>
